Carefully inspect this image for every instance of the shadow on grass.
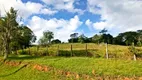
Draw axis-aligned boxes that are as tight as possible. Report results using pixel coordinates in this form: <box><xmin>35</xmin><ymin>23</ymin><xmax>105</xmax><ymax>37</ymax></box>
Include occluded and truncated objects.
<box><xmin>8</xmin><ymin>55</ymin><xmax>41</xmax><ymax>60</ymax></box>
<box><xmin>0</xmin><ymin>64</ymin><xmax>28</xmax><ymax>77</ymax></box>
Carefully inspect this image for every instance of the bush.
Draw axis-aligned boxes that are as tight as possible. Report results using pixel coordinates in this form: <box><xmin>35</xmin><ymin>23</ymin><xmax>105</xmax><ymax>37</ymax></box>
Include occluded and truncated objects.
<box><xmin>137</xmin><ymin>41</ymin><xmax>142</xmax><ymax>47</ymax></box>
<box><xmin>57</xmin><ymin>50</ymin><xmax>94</xmax><ymax>57</ymax></box>
<box><xmin>58</xmin><ymin>50</ymin><xmax>71</xmax><ymax>57</ymax></box>
<box><xmin>18</xmin><ymin>50</ymin><xmax>28</xmax><ymax>55</ymax></box>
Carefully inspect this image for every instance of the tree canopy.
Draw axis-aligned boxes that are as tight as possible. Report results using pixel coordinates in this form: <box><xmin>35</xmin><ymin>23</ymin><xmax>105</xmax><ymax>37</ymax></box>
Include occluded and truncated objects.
<box><xmin>0</xmin><ymin>7</ymin><xmax>36</xmax><ymax>59</ymax></box>
<box><xmin>38</xmin><ymin>30</ymin><xmax>54</xmax><ymax>45</ymax></box>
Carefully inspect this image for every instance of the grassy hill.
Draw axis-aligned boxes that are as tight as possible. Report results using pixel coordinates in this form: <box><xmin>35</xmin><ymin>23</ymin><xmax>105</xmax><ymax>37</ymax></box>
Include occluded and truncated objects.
<box><xmin>0</xmin><ymin>43</ymin><xmax>142</xmax><ymax>80</ymax></box>
<box><xmin>18</xmin><ymin>43</ymin><xmax>142</xmax><ymax>60</ymax></box>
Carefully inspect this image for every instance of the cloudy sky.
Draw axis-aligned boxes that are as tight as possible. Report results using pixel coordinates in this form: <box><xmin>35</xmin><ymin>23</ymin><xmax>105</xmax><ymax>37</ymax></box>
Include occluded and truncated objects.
<box><xmin>0</xmin><ymin>0</ymin><xmax>142</xmax><ymax>42</ymax></box>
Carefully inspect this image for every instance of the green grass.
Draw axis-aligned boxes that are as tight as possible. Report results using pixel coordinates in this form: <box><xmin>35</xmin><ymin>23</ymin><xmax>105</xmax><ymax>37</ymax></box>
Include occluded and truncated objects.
<box><xmin>0</xmin><ymin>63</ymin><xmax>68</xmax><ymax>80</ymax></box>
<box><xmin>26</xmin><ymin>56</ymin><xmax>142</xmax><ymax>77</ymax></box>
<box><xmin>4</xmin><ymin>55</ymin><xmax>142</xmax><ymax>76</ymax></box>
<box><xmin>0</xmin><ymin>55</ymin><xmax>142</xmax><ymax>80</ymax></box>
<box><xmin>0</xmin><ymin>43</ymin><xmax>142</xmax><ymax>79</ymax></box>
<box><xmin>18</xmin><ymin>43</ymin><xmax>136</xmax><ymax>58</ymax></box>
<box><xmin>17</xmin><ymin>43</ymin><xmax>142</xmax><ymax>60</ymax></box>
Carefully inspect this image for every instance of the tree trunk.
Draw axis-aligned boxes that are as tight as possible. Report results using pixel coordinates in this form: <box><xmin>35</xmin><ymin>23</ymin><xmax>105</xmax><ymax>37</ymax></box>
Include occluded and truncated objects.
<box><xmin>4</xmin><ymin>42</ymin><xmax>10</xmax><ymax>59</ymax></box>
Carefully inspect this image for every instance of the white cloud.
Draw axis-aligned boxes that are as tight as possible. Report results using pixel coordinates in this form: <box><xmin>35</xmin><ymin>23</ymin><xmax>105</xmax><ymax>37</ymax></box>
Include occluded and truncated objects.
<box><xmin>93</xmin><ymin>21</ymin><xmax>107</xmax><ymax>30</ymax></box>
<box><xmin>85</xmin><ymin>19</ymin><xmax>93</xmax><ymax>30</ymax></box>
<box><xmin>0</xmin><ymin>0</ymin><xmax>58</xmax><ymax>19</ymax></box>
<box><xmin>41</xmin><ymin>0</ymin><xmax>84</xmax><ymax>14</ymax></box>
<box><xmin>85</xmin><ymin>19</ymin><xmax>107</xmax><ymax>30</ymax></box>
<box><xmin>28</xmin><ymin>15</ymin><xmax>82</xmax><ymax>42</ymax></box>
<box><xmin>0</xmin><ymin>0</ymin><xmax>43</xmax><ymax>19</ymax></box>
<box><xmin>40</xmin><ymin>8</ymin><xmax>57</xmax><ymax>15</ymax></box>
<box><xmin>87</xmin><ymin>0</ymin><xmax>142</xmax><ymax>32</ymax></box>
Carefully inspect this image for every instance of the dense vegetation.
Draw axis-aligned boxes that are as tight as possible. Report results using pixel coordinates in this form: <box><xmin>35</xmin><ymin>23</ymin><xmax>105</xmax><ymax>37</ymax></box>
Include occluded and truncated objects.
<box><xmin>0</xmin><ymin>7</ymin><xmax>36</xmax><ymax>59</ymax></box>
<box><xmin>68</xmin><ymin>28</ymin><xmax>142</xmax><ymax>46</ymax></box>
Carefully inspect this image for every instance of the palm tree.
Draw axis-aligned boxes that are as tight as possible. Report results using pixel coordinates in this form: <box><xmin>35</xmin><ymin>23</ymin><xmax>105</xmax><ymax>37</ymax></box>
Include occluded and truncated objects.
<box><xmin>0</xmin><ymin>7</ymin><xmax>18</xmax><ymax>59</ymax></box>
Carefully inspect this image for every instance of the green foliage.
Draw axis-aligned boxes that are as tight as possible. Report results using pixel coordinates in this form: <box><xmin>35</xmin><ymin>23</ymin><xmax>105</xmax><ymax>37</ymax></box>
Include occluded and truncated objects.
<box><xmin>99</xmin><ymin>28</ymin><xmax>108</xmax><ymax>34</ymax></box>
<box><xmin>58</xmin><ymin>50</ymin><xmax>71</xmax><ymax>57</ymax></box>
<box><xmin>18</xmin><ymin>50</ymin><xmax>27</xmax><ymax>55</ymax></box>
<box><xmin>51</xmin><ymin>39</ymin><xmax>61</xmax><ymax>44</ymax></box>
<box><xmin>137</xmin><ymin>41</ymin><xmax>142</xmax><ymax>47</ymax></box>
<box><xmin>114</xmin><ymin>31</ymin><xmax>138</xmax><ymax>45</ymax></box>
<box><xmin>128</xmin><ymin>43</ymin><xmax>137</xmax><ymax>55</ymax></box>
<box><xmin>78</xmin><ymin>34</ymin><xmax>86</xmax><ymax>43</ymax></box>
<box><xmin>92</xmin><ymin>34</ymin><xmax>101</xmax><ymax>43</ymax></box>
<box><xmin>38</xmin><ymin>30</ymin><xmax>54</xmax><ymax>45</ymax></box>
<box><xmin>0</xmin><ymin>7</ymin><xmax>18</xmax><ymax>59</ymax></box>
<box><xmin>100</xmin><ymin>34</ymin><xmax>113</xmax><ymax>44</ymax></box>
<box><xmin>70</xmin><ymin>33</ymin><xmax>78</xmax><ymax>39</ymax></box>
<box><xmin>0</xmin><ymin>7</ymin><xmax>36</xmax><ymax>59</ymax></box>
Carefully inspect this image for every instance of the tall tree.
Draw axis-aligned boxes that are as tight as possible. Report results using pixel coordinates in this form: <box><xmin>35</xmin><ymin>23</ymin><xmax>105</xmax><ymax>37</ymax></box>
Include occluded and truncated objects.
<box><xmin>11</xmin><ymin>25</ymin><xmax>36</xmax><ymax>49</ymax></box>
<box><xmin>78</xmin><ymin>34</ymin><xmax>87</xmax><ymax>43</ymax></box>
<box><xmin>70</xmin><ymin>33</ymin><xmax>78</xmax><ymax>43</ymax></box>
<box><xmin>0</xmin><ymin>7</ymin><xmax>18</xmax><ymax>59</ymax></box>
<box><xmin>92</xmin><ymin>34</ymin><xmax>101</xmax><ymax>44</ymax></box>
<box><xmin>137</xmin><ymin>30</ymin><xmax>142</xmax><ymax>46</ymax></box>
<box><xmin>51</xmin><ymin>39</ymin><xmax>61</xmax><ymax>44</ymax></box>
<box><xmin>114</xmin><ymin>31</ymin><xmax>138</xmax><ymax>46</ymax></box>
<box><xmin>38</xmin><ymin>30</ymin><xmax>54</xmax><ymax>45</ymax></box>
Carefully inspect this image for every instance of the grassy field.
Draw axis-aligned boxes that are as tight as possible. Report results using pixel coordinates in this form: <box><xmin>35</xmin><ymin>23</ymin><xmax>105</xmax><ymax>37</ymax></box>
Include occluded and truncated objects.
<box><xmin>0</xmin><ymin>43</ymin><xmax>142</xmax><ymax>80</ymax></box>
<box><xmin>0</xmin><ymin>55</ymin><xmax>142</xmax><ymax>80</ymax></box>
<box><xmin>18</xmin><ymin>43</ymin><xmax>142</xmax><ymax>60</ymax></box>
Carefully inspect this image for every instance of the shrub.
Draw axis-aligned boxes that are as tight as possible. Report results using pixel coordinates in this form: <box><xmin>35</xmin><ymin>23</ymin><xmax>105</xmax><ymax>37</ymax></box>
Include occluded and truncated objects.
<box><xmin>58</xmin><ymin>50</ymin><xmax>71</xmax><ymax>57</ymax></box>
<box><xmin>18</xmin><ymin>50</ymin><xmax>28</xmax><ymax>55</ymax></box>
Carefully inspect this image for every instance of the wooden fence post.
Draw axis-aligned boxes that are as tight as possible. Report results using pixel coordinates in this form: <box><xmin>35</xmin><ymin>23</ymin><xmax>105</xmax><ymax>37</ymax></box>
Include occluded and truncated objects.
<box><xmin>46</xmin><ymin>46</ymin><xmax>48</xmax><ymax>56</ymax></box>
<box><xmin>36</xmin><ymin>46</ymin><xmax>39</xmax><ymax>56</ymax></box>
<box><xmin>106</xmin><ymin>43</ymin><xmax>108</xmax><ymax>59</ymax></box>
<box><xmin>28</xmin><ymin>47</ymin><xmax>30</xmax><ymax>55</ymax></box>
<box><xmin>37</xmin><ymin>46</ymin><xmax>39</xmax><ymax>51</ymax></box>
<box><xmin>57</xmin><ymin>45</ymin><xmax>59</xmax><ymax>56</ymax></box>
<box><xmin>71</xmin><ymin>44</ymin><xmax>73</xmax><ymax>56</ymax></box>
<box><xmin>86</xmin><ymin>44</ymin><xmax>88</xmax><ymax>56</ymax></box>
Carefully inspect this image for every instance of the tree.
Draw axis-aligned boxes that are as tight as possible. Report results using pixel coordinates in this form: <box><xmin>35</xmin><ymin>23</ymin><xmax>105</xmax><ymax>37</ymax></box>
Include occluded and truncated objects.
<box><xmin>68</xmin><ymin>38</ymin><xmax>78</xmax><ymax>43</ymax></box>
<box><xmin>11</xmin><ymin>25</ymin><xmax>36</xmax><ymax>49</ymax></box>
<box><xmin>78</xmin><ymin>34</ymin><xmax>87</xmax><ymax>43</ymax></box>
<box><xmin>128</xmin><ymin>42</ymin><xmax>137</xmax><ymax>61</ymax></box>
<box><xmin>92</xmin><ymin>34</ymin><xmax>101</xmax><ymax>44</ymax></box>
<box><xmin>51</xmin><ymin>39</ymin><xmax>61</xmax><ymax>44</ymax></box>
<box><xmin>137</xmin><ymin>30</ymin><xmax>142</xmax><ymax>46</ymax></box>
<box><xmin>38</xmin><ymin>30</ymin><xmax>54</xmax><ymax>45</ymax></box>
<box><xmin>0</xmin><ymin>7</ymin><xmax>18</xmax><ymax>59</ymax></box>
<box><xmin>99</xmin><ymin>28</ymin><xmax>108</xmax><ymax>34</ymax></box>
<box><xmin>100</xmin><ymin>34</ymin><xmax>113</xmax><ymax>44</ymax></box>
<box><xmin>114</xmin><ymin>31</ymin><xmax>138</xmax><ymax>46</ymax></box>
<box><xmin>70</xmin><ymin>33</ymin><xmax>78</xmax><ymax>43</ymax></box>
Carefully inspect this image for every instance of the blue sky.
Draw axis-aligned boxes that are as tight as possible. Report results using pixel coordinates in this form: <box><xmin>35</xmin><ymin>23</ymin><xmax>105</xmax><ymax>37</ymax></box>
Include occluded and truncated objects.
<box><xmin>0</xmin><ymin>0</ymin><xmax>142</xmax><ymax>42</ymax></box>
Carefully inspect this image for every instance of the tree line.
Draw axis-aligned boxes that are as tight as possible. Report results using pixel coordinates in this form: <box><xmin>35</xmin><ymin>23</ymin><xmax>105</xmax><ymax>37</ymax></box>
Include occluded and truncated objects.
<box><xmin>68</xmin><ymin>28</ymin><xmax>142</xmax><ymax>46</ymax></box>
<box><xmin>39</xmin><ymin>28</ymin><xmax>142</xmax><ymax>47</ymax></box>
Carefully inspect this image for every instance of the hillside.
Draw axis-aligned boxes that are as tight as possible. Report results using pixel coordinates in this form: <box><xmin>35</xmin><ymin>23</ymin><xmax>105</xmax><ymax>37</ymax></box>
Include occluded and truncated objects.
<box><xmin>0</xmin><ymin>43</ymin><xmax>142</xmax><ymax>80</ymax></box>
